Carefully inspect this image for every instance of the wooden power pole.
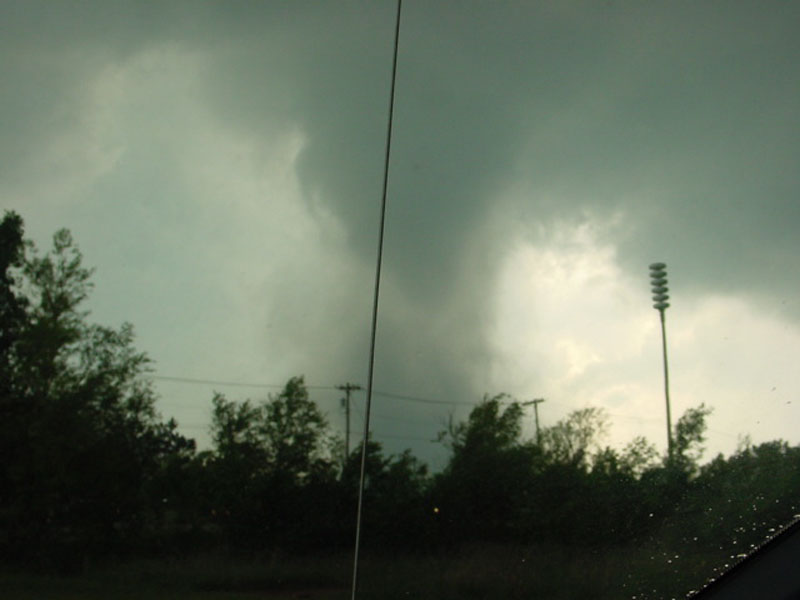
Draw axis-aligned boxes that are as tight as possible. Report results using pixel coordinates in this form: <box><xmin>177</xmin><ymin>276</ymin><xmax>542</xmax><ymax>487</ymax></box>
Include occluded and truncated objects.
<box><xmin>337</xmin><ymin>383</ymin><xmax>362</xmax><ymax>461</ymax></box>
<box><xmin>523</xmin><ymin>398</ymin><xmax>546</xmax><ymax>445</ymax></box>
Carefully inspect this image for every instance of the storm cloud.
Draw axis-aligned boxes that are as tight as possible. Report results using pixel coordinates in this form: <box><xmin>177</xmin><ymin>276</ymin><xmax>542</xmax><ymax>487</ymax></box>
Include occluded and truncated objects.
<box><xmin>3</xmin><ymin>0</ymin><xmax>799</xmax><ymax>467</ymax></box>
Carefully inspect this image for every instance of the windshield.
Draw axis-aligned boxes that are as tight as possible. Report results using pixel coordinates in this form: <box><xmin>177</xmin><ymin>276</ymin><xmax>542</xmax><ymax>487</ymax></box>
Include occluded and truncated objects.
<box><xmin>2</xmin><ymin>1</ymin><xmax>799</xmax><ymax>599</ymax></box>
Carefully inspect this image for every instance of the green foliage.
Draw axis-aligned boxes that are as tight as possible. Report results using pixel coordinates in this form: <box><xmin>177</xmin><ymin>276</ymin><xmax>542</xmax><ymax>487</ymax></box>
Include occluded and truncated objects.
<box><xmin>670</xmin><ymin>403</ymin><xmax>712</xmax><ymax>476</ymax></box>
<box><xmin>434</xmin><ymin>396</ymin><xmax>540</xmax><ymax>543</ymax></box>
<box><xmin>675</xmin><ymin>439</ymin><xmax>800</xmax><ymax>547</ymax></box>
<box><xmin>205</xmin><ymin>377</ymin><xmax>341</xmax><ymax>551</ymax></box>
<box><xmin>429</xmin><ymin>398</ymin><xmax>786</xmax><ymax>552</ymax></box>
<box><xmin>3</xmin><ymin>212</ymin><xmax>799</xmax><ymax>583</ymax></box>
<box><xmin>0</xmin><ymin>212</ymin><xmax>195</xmax><ymax>568</ymax></box>
<box><xmin>620</xmin><ymin>435</ymin><xmax>660</xmax><ymax>477</ymax></box>
<box><xmin>443</xmin><ymin>394</ymin><xmax>523</xmax><ymax>454</ymax></box>
<box><xmin>0</xmin><ymin>212</ymin><xmax>27</xmax><ymax>386</ymax></box>
<box><xmin>261</xmin><ymin>376</ymin><xmax>335</xmax><ymax>482</ymax></box>
<box><xmin>209</xmin><ymin>376</ymin><xmax>335</xmax><ymax>482</ymax></box>
<box><xmin>14</xmin><ymin>228</ymin><xmax>94</xmax><ymax>398</ymax></box>
<box><xmin>342</xmin><ymin>440</ymin><xmax>431</xmax><ymax>550</ymax></box>
<box><xmin>211</xmin><ymin>393</ymin><xmax>265</xmax><ymax>469</ymax></box>
<box><xmin>540</xmin><ymin>406</ymin><xmax>609</xmax><ymax>469</ymax></box>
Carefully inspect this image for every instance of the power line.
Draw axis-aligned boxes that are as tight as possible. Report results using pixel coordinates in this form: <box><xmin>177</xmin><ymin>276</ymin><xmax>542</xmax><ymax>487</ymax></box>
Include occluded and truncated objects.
<box><xmin>148</xmin><ymin>372</ymin><xmax>476</xmax><ymax>406</ymax></box>
<box><xmin>350</xmin><ymin>405</ymin><xmax>438</xmax><ymax>444</ymax></box>
<box><xmin>147</xmin><ymin>374</ymin><xmax>337</xmax><ymax>391</ymax></box>
<box><xmin>368</xmin><ymin>409</ymin><xmax>442</xmax><ymax>427</ymax></box>
<box><xmin>152</xmin><ymin>376</ymin><xmax>665</xmax><ymax>427</ymax></box>
<box><xmin>172</xmin><ymin>405</ymin><xmax>747</xmax><ymax>454</ymax></box>
<box><xmin>372</xmin><ymin>389</ymin><xmax>476</xmax><ymax>406</ymax></box>
<box><xmin>149</xmin><ymin>372</ymin><xmax>709</xmax><ymax>433</ymax></box>
<box><xmin>370</xmin><ymin>432</ymin><xmax>439</xmax><ymax>443</ymax></box>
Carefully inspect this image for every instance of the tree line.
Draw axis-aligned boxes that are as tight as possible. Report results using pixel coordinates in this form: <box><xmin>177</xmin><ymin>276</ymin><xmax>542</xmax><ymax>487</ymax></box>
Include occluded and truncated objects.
<box><xmin>2</xmin><ymin>212</ymin><xmax>798</xmax><ymax>572</ymax></box>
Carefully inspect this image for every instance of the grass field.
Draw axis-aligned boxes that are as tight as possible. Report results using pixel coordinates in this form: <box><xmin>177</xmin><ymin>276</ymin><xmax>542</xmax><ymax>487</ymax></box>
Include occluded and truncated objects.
<box><xmin>0</xmin><ymin>543</ymin><xmax>718</xmax><ymax>600</ymax></box>
<box><xmin>0</xmin><ymin>553</ymin><xmax>350</xmax><ymax>600</ymax></box>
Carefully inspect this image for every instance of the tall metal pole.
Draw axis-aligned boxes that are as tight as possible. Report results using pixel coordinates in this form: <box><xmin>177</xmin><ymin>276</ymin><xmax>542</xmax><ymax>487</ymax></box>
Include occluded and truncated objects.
<box><xmin>659</xmin><ymin>309</ymin><xmax>673</xmax><ymax>461</ymax></box>
<box><xmin>649</xmin><ymin>263</ymin><xmax>673</xmax><ymax>461</ymax></box>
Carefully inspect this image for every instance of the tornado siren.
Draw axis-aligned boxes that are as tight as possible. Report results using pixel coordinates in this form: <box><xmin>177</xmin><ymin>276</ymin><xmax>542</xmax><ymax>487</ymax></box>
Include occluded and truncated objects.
<box><xmin>649</xmin><ymin>263</ymin><xmax>670</xmax><ymax>311</ymax></box>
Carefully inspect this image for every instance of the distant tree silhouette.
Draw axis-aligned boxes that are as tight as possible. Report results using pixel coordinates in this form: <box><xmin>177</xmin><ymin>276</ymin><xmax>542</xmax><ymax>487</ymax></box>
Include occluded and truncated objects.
<box><xmin>206</xmin><ymin>377</ymin><xmax>339</xmax><ymax>551</ymax></box>
<box><xmin>0</xmin><ymin>212</ymin><xmax>195</xmax><ymax>568</ymax></box>
<box><xmin>4</xmin><ymin>212</ymin><xmax>800</xmax><ymax>575</ymax></box>
<box><xmin>433</xmin><ymin>395</ymin><xmax>540</xmax><ymax>543</ymax></box>
<box><xmin>341</xmin><ymin>439</ymin><xmax>431</xmax><ymax>550</ymax></box>
<box><xmin>670</xmin><ymin>403</ymin><xmax>713</xmax><ymax>476</ymax></box>
<box><xmin>539</xmin><ymin>406</ymin><xmax>609</xmax><ymax>469</ymax></box>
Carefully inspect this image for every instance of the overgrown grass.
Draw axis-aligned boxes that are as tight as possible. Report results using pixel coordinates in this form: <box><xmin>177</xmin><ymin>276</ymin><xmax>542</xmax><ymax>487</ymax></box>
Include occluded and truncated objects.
<box><xmin>0</xmin><ymin>543</ymin><xmax>717</xmax><ymax>600</ymax></box>
<box><xmin>355</xmin><ymin>543</ymin><xmax>700</xmax><ymax>600</ymax></box>
<box><xmin>0</xmin><ymin>552</ymin><xmax>350</xmax><ymax>600</ymax></box>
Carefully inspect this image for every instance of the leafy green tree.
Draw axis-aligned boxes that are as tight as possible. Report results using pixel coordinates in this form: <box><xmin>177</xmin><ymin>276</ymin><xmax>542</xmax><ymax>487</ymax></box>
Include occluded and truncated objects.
<box><xmin>0</xmin><ymin>212</ymin><xmax>27</xmax><ymax>389</ymax></box>
<box><xmin>14</xmin><ymin>228</ymin><xmax>93</xmax><ymax>399</ymax></box>
<box><xmin>434</xmin><ymin>395</ymin><xmax>539</xmax><ymax>544</ymax></box>
<box><xmin>209</xmin><ymin>377</ymin><xmax>335</xmax><ymax>483</ymax></box>
<box><xmin>0</xmin><ymin>213</ymin><xmax>195</xmax><ymax>566</ymax></box>
<box><xmin>442</xmin><ymin>394</ymin><xmax>524</xmax><ymax>454</ymax></box>
<box><xmin>686</xmin><ymin>440</ymin><xmax>800</xmax><ymax>544</ymax></box>
<box><xmin>341</xmin><ymin>439</ymin><xmax>431</xmax><ymax>550</ymax></box>
<box><xmin>539</xmin><ymin>406</ymin><xmax>609</xmax><ymax>469</ymax></box>
<box><xmin>205</xmin><ymin>377</ymin><xmax>338</xmax><ymax>551</ymax></box>
<box><xmin>644</xmin><ymin>437</ymin><xmax>800</xmax><ymax>583</ymax></box>
<box><xmin>0</xmin><ymin>213</ymin><xmax>31</xmax><ymax>562</ymax></box>
<box><xmin>619</xmin><ymin>435</ymin><xmax>660</xmax><ymax>477</ymax></box>
<box><xmin>211</xmin><ymin>392</ymin><xmax>266</xmax><ymax>471</ymax></box>
<box><xmin>522</xmin><ymin>407</ymin><xmax>608</xmax><ymax>545</ymax></box>
<box><xmin>261</xmin><ymin>376</ymin><xmax>335</xmax><ymax>482</ymax></box>
<box><xmin>670</xmin><ymin>403</ymin><xmax>712</xmax><ymax>476</ymax></box>
<box><xmin>204</xmin><ymin>394</ymin><xmax>266</xmax><ymax>550</ymax></box>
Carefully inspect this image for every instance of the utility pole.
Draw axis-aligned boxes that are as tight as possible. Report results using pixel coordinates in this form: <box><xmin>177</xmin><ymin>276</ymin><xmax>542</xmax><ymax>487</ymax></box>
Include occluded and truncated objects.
<box><xmin>523</xmin><ymin>398</ymin><xmax>546</xmax><ymax>445</ymax></box>
<box><xmin>337</xmin><ymin>383</ymin><xmax>362</xmax><ymax>461</ymax></box>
